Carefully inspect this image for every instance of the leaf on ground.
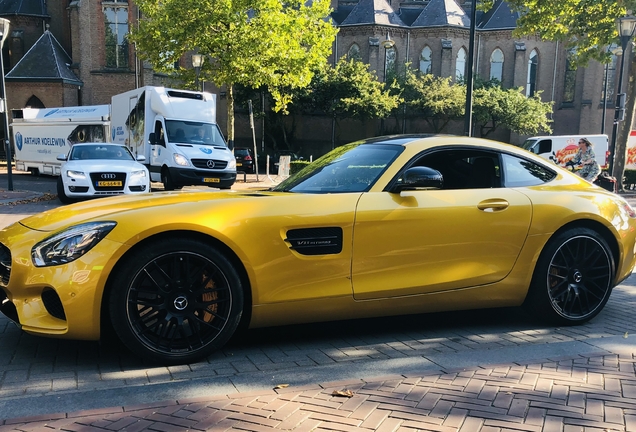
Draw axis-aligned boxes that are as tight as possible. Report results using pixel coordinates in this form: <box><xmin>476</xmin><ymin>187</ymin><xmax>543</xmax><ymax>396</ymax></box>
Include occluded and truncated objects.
<box><xmin>332</xmin><ymin>389</ymin><xmax>354</xmax><ymax>398</ymax></box>
<box><xmin>273</xmin><ymin>384</ymin><xmax>289</xmax><ymax>390</ymax></box>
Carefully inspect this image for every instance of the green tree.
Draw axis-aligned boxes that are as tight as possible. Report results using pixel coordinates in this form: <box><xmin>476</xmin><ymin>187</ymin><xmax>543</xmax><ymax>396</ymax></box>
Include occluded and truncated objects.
<box><xmin>131</xmin><ymin>0</ymin><xmax>337</xmax><ymax>146</ymax></box>
<box><xmin>472</xmin><ymin>84</ymin><xmax>553</xmax><ymax>137</ymax></box>
<box><xmin>397</xmin><ymin>69</ymin><xmax>466</xmax><ymax>133</ymax></box>
<box><xmin>504</xmin><ymin>0</ymin><xmax>636</xmax><ymax>187</ymax></box>
<box><xmin>243</xmin><ymin>58</ymin><xmax>400</xmax><ymax>150</ymax></box>
<box><xmin>310</xmin><ymin>58</ymin><xmax>401</xmax><ymax>120</ymax></box>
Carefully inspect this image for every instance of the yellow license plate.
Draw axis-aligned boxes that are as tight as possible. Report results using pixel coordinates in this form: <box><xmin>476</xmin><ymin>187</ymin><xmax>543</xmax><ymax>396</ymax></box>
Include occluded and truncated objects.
<box><xmin>97</xmin><ymin>181</ymin><xmax>122</xmax><ymax>187</ymax></box>
<box><xmin>236</xmin><ymin>163</ymin><xmax>243</xmax><ymax>166</ymax></box>
<box><xmin>203</xmin><ymin>178</ymin><xmax>220</xmax><ymax>183</ymax></box>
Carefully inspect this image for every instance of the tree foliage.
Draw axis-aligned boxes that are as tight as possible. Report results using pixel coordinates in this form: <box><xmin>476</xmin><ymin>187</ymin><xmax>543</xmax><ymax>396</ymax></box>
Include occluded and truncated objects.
<box><xmin>473</xmin><ymin>83</ymin><xmax>553</xmax><ymax>137</ymax></box>
<box><xmin>502</xmin><ymin>0</ymin><xmax>631</xmax><ymax>64</ymax></box>
<box><xmin>304</xmin><ymin>58</ymin><xmax>401</xmax><ymax>120</ymax></box>
<box><xmin>131</xmin><ymin>0</ymin><xmax>337</xmax><ymax>143</ymax></box>
<box><xmin>398</xmin><ymin>68</ymin><xmax>466</xmax><ymax>133</ymax></box>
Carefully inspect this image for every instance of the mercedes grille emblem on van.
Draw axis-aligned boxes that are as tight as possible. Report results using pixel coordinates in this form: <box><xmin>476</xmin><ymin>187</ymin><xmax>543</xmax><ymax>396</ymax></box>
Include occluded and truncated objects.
<box><xmin>101</xmin><ymin>174</ymin><xmax>116</xmax><ymax>179</ymax></box>
<box><xmin>206</xmin><ymin>160</ymin><xmax>216</xmax><ymax>168</ymax></box>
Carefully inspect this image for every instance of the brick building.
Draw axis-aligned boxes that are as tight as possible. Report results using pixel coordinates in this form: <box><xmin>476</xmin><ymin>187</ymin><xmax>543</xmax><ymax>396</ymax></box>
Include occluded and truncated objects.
<box><xmin>0</xmin><ymin>0</ymin><xmax>623</xmax><ymax>157</ymax></box>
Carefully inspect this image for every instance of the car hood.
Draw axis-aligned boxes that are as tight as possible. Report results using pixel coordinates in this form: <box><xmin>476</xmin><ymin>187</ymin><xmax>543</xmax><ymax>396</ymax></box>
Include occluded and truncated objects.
<box><xmin>18</xmin><ymin>190</ymin><xmax>271</xmax><ymax>233</ymax></box>
<box><xmin>63</xmin><ymin>160</ymin><xmax>146</xmax><ymax>171</ymax></box>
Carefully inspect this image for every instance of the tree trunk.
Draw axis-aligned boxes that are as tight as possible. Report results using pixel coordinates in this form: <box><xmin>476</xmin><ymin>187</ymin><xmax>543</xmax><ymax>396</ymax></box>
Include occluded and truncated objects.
<box><xmin>613</xmin><ymin>47</ymin><xmax>636</xmax><ymax>191</ymax></box>
<box><xmin>226</xmin><ymin>85</ymin><xmax>235</xmax><ymax>150</ymax></box>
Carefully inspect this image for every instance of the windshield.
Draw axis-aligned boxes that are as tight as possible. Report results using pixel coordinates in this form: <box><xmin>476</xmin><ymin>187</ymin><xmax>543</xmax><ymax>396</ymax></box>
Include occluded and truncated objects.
<box><xmin>70</xmin><ymin>144</ymin><xmax>135</xmax><ymax>161</ymax></box>
<box><xmin>521</xmin><ymin>139</ymin><xmax>537</xmax><ymax>151</ymax></box>
<box><xmin>165</xmin><ymin>120</ymin><xmax>226</xmax><ymax>146</ymax></box>
<box><xmin>273</xmin><ymin>143</ymin><xmax>403</xmax><ymax>193</ymax></box>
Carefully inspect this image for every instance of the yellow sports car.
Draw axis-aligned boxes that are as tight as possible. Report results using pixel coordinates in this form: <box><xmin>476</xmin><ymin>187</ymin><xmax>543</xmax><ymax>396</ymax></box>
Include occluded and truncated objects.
<box><xmin>1</xmin><ymin>135</ymin><xmax>635</xmax><ymax>364</ymax></box>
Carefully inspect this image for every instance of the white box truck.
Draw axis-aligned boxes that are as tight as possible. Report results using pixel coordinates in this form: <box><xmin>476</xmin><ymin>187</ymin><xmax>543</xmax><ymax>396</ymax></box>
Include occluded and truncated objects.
<box><xmin>10</xmin><ymin>105</ymin><xmax>110</xmax><ymax>175</ymax></box>
<box><xmin>110</xmin><ymin>86</ymin><xmax>236</xmax><ymax>190</ymax></box>
<box><xmin>522</xmin><ymin>134</ymin><xmax>609</xmax><ymax>169</ymax></box>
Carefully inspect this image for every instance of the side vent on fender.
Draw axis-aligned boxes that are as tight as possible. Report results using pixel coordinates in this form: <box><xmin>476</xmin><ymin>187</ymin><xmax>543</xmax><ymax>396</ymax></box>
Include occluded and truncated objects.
<box><xmin>286</xmin><ymin>227</ymin><xmax>343</xmax><ymax>255</ymax></box>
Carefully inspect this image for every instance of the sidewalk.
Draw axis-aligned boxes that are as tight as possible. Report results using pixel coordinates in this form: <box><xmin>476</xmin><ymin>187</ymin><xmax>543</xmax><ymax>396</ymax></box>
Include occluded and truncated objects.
<box><xmin>1</xmin><ymin>346</ymin><xmax>635</xmax><ymax>431</ymax></box>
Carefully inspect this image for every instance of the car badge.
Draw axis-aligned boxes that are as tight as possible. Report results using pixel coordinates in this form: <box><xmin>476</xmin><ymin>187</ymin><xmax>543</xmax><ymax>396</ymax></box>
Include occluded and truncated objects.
<box><xmin>206</xmin><ymin>160</ymin><xmax>216</xmax><ymax>168</ymax></box>
<box><xmin>200</xmin><ymin>148</ymin><xmax>213</xmax><ymax>154</ymax></box>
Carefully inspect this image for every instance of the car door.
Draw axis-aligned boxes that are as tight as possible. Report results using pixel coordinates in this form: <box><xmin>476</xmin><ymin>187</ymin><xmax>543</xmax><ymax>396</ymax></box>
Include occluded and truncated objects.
<box><xmin>351</xmin><ymin>149</ymin><xmax>533</xmax><ymax>300</ymax></box>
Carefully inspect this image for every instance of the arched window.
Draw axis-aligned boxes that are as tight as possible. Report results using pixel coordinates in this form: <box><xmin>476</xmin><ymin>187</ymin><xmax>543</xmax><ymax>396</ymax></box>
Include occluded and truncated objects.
<box><xmin>601</xmin><ymin>48</ymin><xmax>618</xmax><ymax>103</ymax></box>
<box><xmin>562</xmin><ymin>49</ymin><xmax>576</xmax><ymax>103</ymax></box>
<box><xmin>384</xmin><ymin>46</ymin><xmax>396</xmax><ymax>81</ymax></box>
<box><xmin>25</xmin><ymin>95</ymin><xmax>45</xmax><ymax>108</ymax></box>
<box><xmin>526</xmin><ymin>49</ymin><xmax>538</xmax><ymax>96</ymax></box>
<box><xmin>490</xmin><ymin>48</ymin><xmax>504</xmax><ymax>82</ymax></box>
<box><xmin>348</xmin><ymin>43</ymin><xmax>361</xmax><ymax>61</ymax></box>
<box><xmin>456</xmin><ymin>48</ymin><xmax>466</xmax><ymax>81</ymax></box>
<box><xmin>420</xmin><ymin>46</ymin><xmax>432</xmax><ymax>74</ymax></box>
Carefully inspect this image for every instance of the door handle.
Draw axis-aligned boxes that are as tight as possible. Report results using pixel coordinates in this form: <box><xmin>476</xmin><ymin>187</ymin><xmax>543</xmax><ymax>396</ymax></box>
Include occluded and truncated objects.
<box><xmin>477</xmin><ymin>199</ymin><xmax>509</xmax><ymax>212</ymax></box>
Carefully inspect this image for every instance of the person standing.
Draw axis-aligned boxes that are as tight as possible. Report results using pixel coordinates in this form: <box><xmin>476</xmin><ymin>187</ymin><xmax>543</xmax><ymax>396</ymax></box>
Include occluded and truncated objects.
<box><xmin>568</xmin><ymin>137</ymin><xmax>601</xmax><ymax>183</ymax></box>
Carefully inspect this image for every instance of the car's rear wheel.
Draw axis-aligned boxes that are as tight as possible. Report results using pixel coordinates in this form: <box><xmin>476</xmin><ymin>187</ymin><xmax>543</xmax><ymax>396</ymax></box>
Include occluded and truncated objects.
<box><xmin>109</xmin><ymin>238</ymin><xmax>244</xmax><ymax>364</ymax></box>
<box><xmin>56</xmin><ymin>177</ymin><xmax>72</xmax><ymax>204</ymax></box>
<box><xmin>525</xmin><ymin>227</ymin><xmax>614</xmax><ymax>325</ymax></box>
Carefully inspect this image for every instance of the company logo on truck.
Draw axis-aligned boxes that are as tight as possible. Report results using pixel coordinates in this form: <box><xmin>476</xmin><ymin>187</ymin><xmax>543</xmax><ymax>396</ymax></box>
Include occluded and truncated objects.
<box><xmin>15</xmin><ymin>132</ymin><xmax>22</xmax><ymax>151</ymax></box>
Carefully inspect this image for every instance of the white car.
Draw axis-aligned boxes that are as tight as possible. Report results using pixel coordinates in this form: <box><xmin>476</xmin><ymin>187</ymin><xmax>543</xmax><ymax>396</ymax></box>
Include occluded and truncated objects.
<box><xmin>56</xmin><ymin>143</ymin><xmax>151</xmax><ymax>204</ymax></box>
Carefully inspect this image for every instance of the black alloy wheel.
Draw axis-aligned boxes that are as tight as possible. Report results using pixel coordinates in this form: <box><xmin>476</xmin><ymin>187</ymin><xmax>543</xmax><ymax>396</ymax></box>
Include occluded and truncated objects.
<box><xmin>109</xmin><ymin>238</ymin><xmax>244</xmax><ymax>364</ymax></box>
<box><xmin>525</xmin><ymin>227</ymin><xmax>614</xmax><ymax>324</ymax></box>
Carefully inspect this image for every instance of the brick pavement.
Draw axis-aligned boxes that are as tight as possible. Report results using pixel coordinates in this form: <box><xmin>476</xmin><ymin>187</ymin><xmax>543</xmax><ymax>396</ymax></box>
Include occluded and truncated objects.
<box><xmin>1</xmin><ymin>350</ymin><xmax>636</xmax><ymax>431</ymax></box>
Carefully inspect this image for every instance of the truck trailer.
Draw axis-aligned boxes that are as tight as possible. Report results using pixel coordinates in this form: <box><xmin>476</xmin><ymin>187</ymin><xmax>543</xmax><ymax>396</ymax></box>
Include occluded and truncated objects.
<box><xmin>10</xmin><ymin>105</ymin><xmax>110</xmax><ymax>176</ymax></box>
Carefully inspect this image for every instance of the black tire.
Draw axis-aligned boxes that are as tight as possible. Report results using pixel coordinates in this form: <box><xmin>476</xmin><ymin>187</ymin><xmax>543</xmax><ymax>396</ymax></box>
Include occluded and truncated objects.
<box><xmin>56</xmin><ymin>176</ymin><xmax>72</xmax><ymax>204</ymax></box>
<box><xmin>161</xmin><ymin>169</ymin><xmax>176</xmax><ymax>191</ymax></box>
<box><xmin>524</xmin><ymin>227</ymin><xmax>614</xmax><ymax>325</ymax></box>
<box><xmin>108</xmin><ymin>238</ymin><xmax>244</xmax><ymax>364</ymax></box>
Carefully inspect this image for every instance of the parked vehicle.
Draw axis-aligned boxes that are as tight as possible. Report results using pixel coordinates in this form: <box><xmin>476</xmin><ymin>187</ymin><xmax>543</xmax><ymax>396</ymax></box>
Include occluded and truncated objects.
<box><xmin>522</xmin><ymin>134</ymin><xmax>609</xmax><ymax>169</ymax></box>
<box><xmin>56</xmin><ymin>143</ymin><xmax>150</xmax><ymax>204</ymax></box>
<box><xmin>234</xmin><ymin>147</ymin><xmax>256</xmax><ymax>173</ymax></box>
<box><xmin>110</xmin><ymin>87</ymin><xmax>236</xmax><ymax>190</ymax></box>
<box><xmin>1</xmin><ymin>135</ymin><xmax>635</xmax><ymax>365</ymax></box>
<box><xmin>10</xmin><ymin>105</ymin><xmax>110</xmax><ymax>176</ymax></box>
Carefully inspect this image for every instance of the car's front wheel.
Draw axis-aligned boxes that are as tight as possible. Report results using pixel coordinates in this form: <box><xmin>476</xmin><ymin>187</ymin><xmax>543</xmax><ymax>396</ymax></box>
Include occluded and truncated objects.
<box><xmin>108</xmin><ymin>238</ymin><xmax>244</xmax><ymax>364</ymax></box>
<box><xmin>56</xmin><ymin>177</ymin><xmax>72</xmax><ymax>204</ymax></box>
<box><xmin>525</xmin><ymin>227</ymin><xmax>614</xmax><ymax>325</ymax></box>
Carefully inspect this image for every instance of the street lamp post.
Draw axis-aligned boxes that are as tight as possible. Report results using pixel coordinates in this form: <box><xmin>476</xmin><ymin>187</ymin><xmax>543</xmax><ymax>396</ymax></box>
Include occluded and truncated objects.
<box><xmin>0</xmin><ymin>18</ymin><xmax>12</xmax><ymax>190</ymax></box>
<box><xmin>192</xmin><ymin>54</ymin><xmax>204</xmax><ymax>92</ymax></box>
<box><xmin>463</xmin><ymin>0</ymin><xmax>477</xmax><ymax>137</ymax></box>
<box><xmin>609</xmin><ymin>15</ymin><xmax>636</xmax><ymax>177</ymax></box>
<box><xmin>381</xmin><ymin>33</ymin><xmax>395</xmax><ymax>135</ymax></box>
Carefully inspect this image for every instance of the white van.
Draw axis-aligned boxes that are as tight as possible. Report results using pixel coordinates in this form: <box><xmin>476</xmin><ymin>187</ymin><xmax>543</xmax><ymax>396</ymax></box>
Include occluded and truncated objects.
<box><xmin>522</xmin><ymin>134</ymin><xmax>609</xmax><ymax>169</ymax></box>
<box><xmin>111</xmin><ymin>86</ymin><xmax>236</xmax><ymax>190</ymax></box>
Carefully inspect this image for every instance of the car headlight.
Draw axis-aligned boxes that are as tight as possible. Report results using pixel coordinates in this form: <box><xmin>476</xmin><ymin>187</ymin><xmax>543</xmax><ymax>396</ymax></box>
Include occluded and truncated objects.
<box><xmin>227</xmin><ymin>158</ymin><xmax>236</xmax><ymax>170</ymax></box>
<box><xmin>66</xmin><ymin>170</ymin><xmax>86</xmax><ymax>180</ymax></box>
<box><xmin>130</xmin><ymin>170</ymin><xmax>147</xmax><ymax>181</ymax></box>
<box><xmin>173</xmin><ymin>154</ymin><xmax>189</xmax><ymax>166</ymax></box>
<box><xmin>32</xmin><ymin>222</ymin><xmax>117</xmax><ymax>267</ymax></box>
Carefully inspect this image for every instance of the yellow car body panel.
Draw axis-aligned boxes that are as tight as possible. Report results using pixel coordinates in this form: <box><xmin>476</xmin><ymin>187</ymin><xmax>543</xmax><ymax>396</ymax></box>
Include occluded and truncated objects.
<box><xmin>0</xmin><ymin>135</ymin><xmax>635</xmax><ymax>361</ymax></box>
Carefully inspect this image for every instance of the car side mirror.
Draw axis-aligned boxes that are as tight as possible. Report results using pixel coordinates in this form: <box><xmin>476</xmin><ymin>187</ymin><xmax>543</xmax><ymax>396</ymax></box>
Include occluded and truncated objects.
<box><xmin>136</xmin><ymin>154</ymin><xmax>146</xmax><ymax>162</ymax></box>
<box><xmin>390</xmin><ymin>166</ymin><xmax>443</xmax><ymax>193</ymax></box>
<box><xmin>148</xmin><ymin>132</ymin><xmax>157</xmax><ymax>145</ymax></box>
<box><xmin>57</xmin><ymin>154</ymin><xmax>68</xmax><ymax>161</ymax></box>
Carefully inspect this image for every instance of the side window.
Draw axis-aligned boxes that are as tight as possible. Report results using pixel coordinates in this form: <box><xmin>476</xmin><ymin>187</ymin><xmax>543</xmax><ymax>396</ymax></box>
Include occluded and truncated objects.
<box><xmin>538</xmin><ymin>140</ymin><xmax>552</xmax><ymax>154</ymax></box>
<box><xmin>154</xmin><ymin>120</ymin><xmax>165</xmax><ymax>146</ymax></box>
<box><xmin>502</xmin><ymin>154</ymin><xmax>556</xmax><ymax>187</ymax></box>
<box><xmin>413</xmin><ymin>149</ymin><xmax>501</xmax><ymax>189</ymax></box>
